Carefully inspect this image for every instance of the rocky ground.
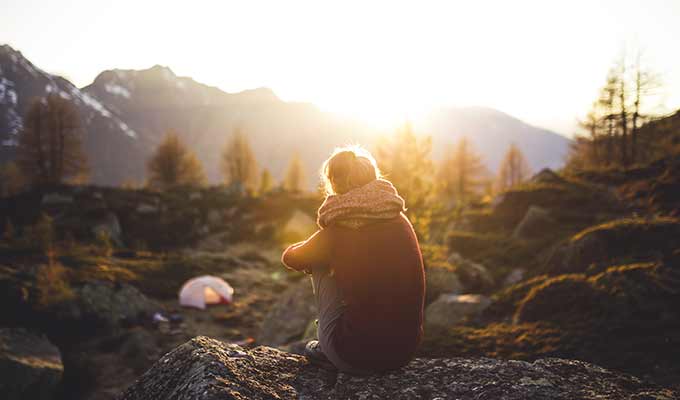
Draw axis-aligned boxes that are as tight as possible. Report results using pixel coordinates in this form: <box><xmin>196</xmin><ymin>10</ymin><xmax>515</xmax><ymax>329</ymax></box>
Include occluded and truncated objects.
<box><xmin>2</xmin><ymin>157</ymin><xmax>680</xmax><ymax>399</ymax></box>
<box><xmin>120</xmin><ymin>336</ymin><xmax>678</xmax><ymax>400</ymax></box>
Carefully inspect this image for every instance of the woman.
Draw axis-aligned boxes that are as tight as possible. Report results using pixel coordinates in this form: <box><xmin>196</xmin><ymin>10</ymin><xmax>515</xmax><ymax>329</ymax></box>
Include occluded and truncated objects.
<box><xmin>281</xmin><ymin>146</ymin><xmax>425</xmax><ymax>374</ymax></box>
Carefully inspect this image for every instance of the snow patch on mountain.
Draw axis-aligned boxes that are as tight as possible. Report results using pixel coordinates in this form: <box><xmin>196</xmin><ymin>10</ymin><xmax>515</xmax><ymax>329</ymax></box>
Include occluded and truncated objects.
<box><xmin>118</xmin><ymin>121</ymin><xmax>137</xmax><ymax>138</ymax></box>
<box><xmin>104</xmin><ymin>83</ymin><xmax>131</xmax><ymax>98</ymax></box>
<box><xmin>0</xmin><ymin>77</ymin><xmax>18</xmax><ymax>105</ymax></box>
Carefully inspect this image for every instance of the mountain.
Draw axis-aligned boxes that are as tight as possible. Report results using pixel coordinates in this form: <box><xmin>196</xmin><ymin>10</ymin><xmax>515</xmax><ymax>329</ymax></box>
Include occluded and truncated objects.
<box><xmin>420</xmin><ymin>107</ymin><xmax>570</xmax><ymax>171</ymax></box>
<box><xmin>1</xmin><ymin>44</ymin><xmax>570</xmax><ymax>187</ymax></box>
<box><xmin>0</xmin><ymin>45</ymin><xmax>144</xmax><ymax>185</ymax></box>
<box><xmin>82</xmin><ymin>65</ymin><xmax>374</xmax><ymax>186</ymax></box>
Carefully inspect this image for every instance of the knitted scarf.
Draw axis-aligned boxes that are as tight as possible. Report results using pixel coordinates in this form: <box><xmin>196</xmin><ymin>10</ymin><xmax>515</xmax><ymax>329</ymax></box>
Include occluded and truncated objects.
<box><xmin>317</xmin><ymin>179</ymin><xmax>406</xmax><ymax>229</ymax></box>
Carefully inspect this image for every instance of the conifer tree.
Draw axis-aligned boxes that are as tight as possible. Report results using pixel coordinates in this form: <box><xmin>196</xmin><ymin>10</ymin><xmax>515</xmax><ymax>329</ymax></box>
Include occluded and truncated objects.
<box><xmin>284</xmin><ymin>153</ymin><xmax>305</xmax><ymax>193</ymax></box>
<box><xmin>221</xmin><ymin>129</ymin><xmax>259</xmax><ymax>191</ymax></box>
<box><xmin>437</xmin><ymin>137</ymin><xmax>487</xmax><ymax>205</ymax></box>
<box><xmin>16</xmin><ymin>94</ymin><xmax>88</xmax><ymax>185</ymax></box>
<box><xmin>497</xmin><ymin>143</ymin><xmax>531</xmax><ymax>192</ymax></box>
<box><xmin>147</xmin><ymin>132</ymin><xmax>206</xmax><ymax>190</ymax></box>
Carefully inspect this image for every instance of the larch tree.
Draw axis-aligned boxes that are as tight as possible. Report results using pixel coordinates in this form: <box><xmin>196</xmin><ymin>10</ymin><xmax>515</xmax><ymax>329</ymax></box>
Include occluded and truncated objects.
<box><xmin>284</xmin><ymin>153</ymin><xmax>305</xmax><ymax>193</ymax></box>
<box><xmin>374</xmin><ymin>121</ymin><xmax>433</xmax><ymax>210</ymax></box>
<box><xmin>437</xmin><ymin>136</ymin><xmax>488</xmax><ymax>205</ymax></box>
<box><xmin>221</xmin><ymin>129</ymin><xmax>259</xmax><ymax>191</ymax></box>
<box><xmin>16</xmin><ymin>94</ymin><xmax>88</xmax><ymax>185</ymax></box>
<box><xmin>147</xmin><ymin>132</ymin><xmax>206</xmax><ymax>190</ymax></box>
<box><xmin>258</xmin><ymin>168</ymin><xmax>273</xmax><ymax>195</ymax></box>
<box><xmin>566</xmin><ymin>49</ymin><xmax>663</xmax><ymax>171</ymax></box>
<box><xmin>497</xmin><ymin>143</ymin><xmax>531</xmax><ymax>192</ymax></box>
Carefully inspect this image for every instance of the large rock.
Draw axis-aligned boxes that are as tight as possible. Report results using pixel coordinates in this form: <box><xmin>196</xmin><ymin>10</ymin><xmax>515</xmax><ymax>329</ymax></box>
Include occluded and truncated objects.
<box><xmin>75</xmin><ymin>281</ymin><xmax>160</xmax><ymax>331</ymax></box>
<box><xmin>91</xmin><ymin>211</ymin><xmax>122</xmax><ymax>245</ymax></box>
<box><xmin>119</xmin><ymin>336</ymin><xmax>678</xmax><ymax>400</ymax></box>
<box><xmin>424</xmin><ymin>263</ymin><xmax>463</xmax><ymax>304</ymax></box>
<box><xmin>425</xmin><ymin>294</ymin><xmax>491</xmax><ymax>331</ymax></box>
<box><xmin>545</xmin><ymin>217</ymin><xmax>680</xmax><ymax>275</ymax></box>
<box><xmin>447</xmin><ymin>253</ymin><xmax>495</xmax><ymax>292</ymax></box>
<box><xmin>530</xmin><ymin>168</ymin><xmax>565</xmax><ymax>185</ymax></box>
<box><xmin>512</xmin><ymin>206</ymin><xmax>555</xmax><ymax>240</ymax></box>
<box><xmin>0</xmin><ymin>328</ymin><xmax>63</xmax><ymax>400</ymax></box>
<box><xmin>258</xmin><ymin>278</ymin><xmax>316</xmax><ymax>346</ymax></box>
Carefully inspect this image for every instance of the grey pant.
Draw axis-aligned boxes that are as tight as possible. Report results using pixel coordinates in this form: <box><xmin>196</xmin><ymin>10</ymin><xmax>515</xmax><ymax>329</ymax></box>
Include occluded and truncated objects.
<box><xmin>311</xmin><ymin>268</ymin><xmax>367</xmax><ymax>374</ymax></box>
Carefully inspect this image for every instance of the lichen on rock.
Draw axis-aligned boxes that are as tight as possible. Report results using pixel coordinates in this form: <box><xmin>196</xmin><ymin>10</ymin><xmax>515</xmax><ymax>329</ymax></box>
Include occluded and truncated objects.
<box><xmin>119</xmin><ymin>336</ymin><xmax>677</xmax><ymax>400</ymax></box>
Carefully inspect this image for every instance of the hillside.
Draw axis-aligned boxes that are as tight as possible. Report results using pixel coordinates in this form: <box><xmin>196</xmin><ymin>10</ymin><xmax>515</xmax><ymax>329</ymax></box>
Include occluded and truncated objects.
<box><xmin>1</xmin><ymin>154</ymin><xmax>679</xmax><ymax>398</ymax></box>
<box><xmin>0</xmin><ymin>45</ymin><xmax>144</xmax><ymax>185</ymax></box>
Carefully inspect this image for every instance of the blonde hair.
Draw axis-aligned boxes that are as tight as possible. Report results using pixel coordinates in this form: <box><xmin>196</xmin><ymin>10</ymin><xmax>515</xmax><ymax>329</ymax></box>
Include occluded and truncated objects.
<box><xmin>321</xmin><ymin>145</ymin><xmax>382</xmax><ymax>196</ymax></box>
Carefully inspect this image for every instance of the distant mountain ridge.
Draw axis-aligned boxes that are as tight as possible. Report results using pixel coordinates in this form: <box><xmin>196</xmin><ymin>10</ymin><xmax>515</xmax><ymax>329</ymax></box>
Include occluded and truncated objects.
<box><xmin>0</xmin><ymin>45</ymin><xmax>144</xmax><ymax>184</ymax></box>
<box><xmin>421</xmin><ymin>106</ymin><xmax>569</xmax><ymax>171</ymax></box>
<box><xmin>1</xmin><ymin>44</ymin><xmax>570</xmax><ymax>187</ymax></box>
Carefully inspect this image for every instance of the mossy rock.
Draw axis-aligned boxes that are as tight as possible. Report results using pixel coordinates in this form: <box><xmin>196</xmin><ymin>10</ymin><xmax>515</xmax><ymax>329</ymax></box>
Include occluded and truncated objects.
<box><xmin>491</xmin><ymin>178</ymin><xmax>619</xmax><ymax>230</ymax></box>
<box><xmin>514</xmin><ymin>274</ymin><xmax>605</xmax><ymax>326</ymax></box>
<box><xmin>544</xmin><ymin>217</ymin><xmax>680</xmax><ymax>275</ymax></box>
<box><xmin>424</xmin><ymin>260</ymin><xmax>462</xmax><ymax>305</ymax></box>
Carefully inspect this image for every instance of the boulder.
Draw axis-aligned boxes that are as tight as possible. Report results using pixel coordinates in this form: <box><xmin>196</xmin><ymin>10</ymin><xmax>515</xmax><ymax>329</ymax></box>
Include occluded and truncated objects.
<box><xmin>502</xmin><ymin>268</ymin><xmax>526</xmax><ymax>287</ymax></box>
<box><xmin>136</xmin><ymin>203</ymin><xmax>158</xmax><ymax>214</ymax></box>
<box><xmin>257</xmin><ymin>278</ymin><xmax>316</xmax><ymax>346</ymax></box>
<box><xmin>545</xmin><ymin>217</ymin><xmax>680</xmax><ymax>275</ymax></box>
<box><xmin>119</xmin><ymin>336</ymin><xmax>678</xmax><ymax>400</ymax></box>
<box><xmin>447</xmin><ymin>253</ymin><xmax>495</xmax><ymax>292</ymax></box>
<box><xmin>512</xmin><ymin>206</ymin><xmax>555</xmax><ymax>240</ymax></box>
<box><xmin>424</xmin><ymin>263</ymin><xmax>463</xmax><ymax>304</ymax></box>
<box><xmin>207</xmin><ymin>209</ymin><xmax>222</xmax><ymax>225</ymax></box>
<box><xmin>91</xmin><ymin>211</ymin><xmax>122</xmax><ymax>245</ymax></box>
<box><xmin>41</xmin><ymin>193</ymin><xmax>73</xmax><ymax>206</ymax></box>
<box><xmin>530</xmin><ymin>168</ymin><xmax>565</xmax><ymax>185</ymax></box>
<box><xmin>425</xmin><ymin>294</ymin><xmax>491</xmax><ymax>331</ymax></box>
<box><xmin>76</xmin><ymin>281</ymin><xmax>160</xmax><ymax>331</ymax></box>
<box><xmin>0</xmin><ymin>328</ymin><xmax>63</xmax><ymax>400</ymax></box>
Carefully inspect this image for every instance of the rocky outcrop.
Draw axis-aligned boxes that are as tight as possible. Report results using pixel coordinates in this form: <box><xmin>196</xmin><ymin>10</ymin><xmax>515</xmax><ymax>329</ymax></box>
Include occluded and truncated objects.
<box><xmin>75</xmin><ymin>281</ymin><xmax>160</xmax><ymax>331</ymax></box>
<box><xmin>512</xmin><ymin>206</ymin><xmax>555</xmax><ymax>240</ymax></box>
<box><xmin>447</xmin><ymin>253</ymin><xmax>495</xmax><ymax>292</ymax></box>
<box><xmin>119</xmin><ymin>336</ymin><xmax>677</xmax><ymax>400</ymax></box>
<box><xmin>425</xmin><ymin>294</ymin><xmax>491</xmax><ymax>331</ymax></box>
<box><xmin>257</xmin><ymin>278</ymin><xmax>316</xmax><ymax>346</ymax></box>
<box><xmin>545</xmin><ymin>217</ymin><xmax>680</xmax><ymax>275</ymax></box>
<box><xmin>424</xmin><ymin>265</ymin><xmax>463</xmax><ymax>304</ymax></box>
<box><xmin>0</xmin><ymin>328</ymin><xmax>63</xmax><ymax>400</ymax></box>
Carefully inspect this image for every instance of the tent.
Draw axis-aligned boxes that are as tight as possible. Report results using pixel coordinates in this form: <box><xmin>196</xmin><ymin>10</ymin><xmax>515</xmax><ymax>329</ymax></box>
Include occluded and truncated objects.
<box><xmin>179</xmin><ymin>276</ymin><xmax>234</xmax><ymax>310</ymax></box>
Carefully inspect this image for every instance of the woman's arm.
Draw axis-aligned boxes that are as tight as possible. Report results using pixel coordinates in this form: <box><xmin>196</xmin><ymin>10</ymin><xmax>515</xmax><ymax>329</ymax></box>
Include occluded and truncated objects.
<box><xmin>281</xmin><ymin>229</ymin><xmax>330</xmax><ymax>272</ymax></box>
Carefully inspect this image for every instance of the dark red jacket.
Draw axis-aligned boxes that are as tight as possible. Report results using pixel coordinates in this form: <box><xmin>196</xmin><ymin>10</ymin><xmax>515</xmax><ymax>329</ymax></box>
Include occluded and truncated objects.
<box><xmin>282</xmin><ymin>213</ymin><xmax>425</xmax><ymax>371</ymax></box>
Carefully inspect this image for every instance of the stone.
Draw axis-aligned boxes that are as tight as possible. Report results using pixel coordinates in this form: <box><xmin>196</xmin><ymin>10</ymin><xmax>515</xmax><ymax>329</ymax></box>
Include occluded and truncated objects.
<box><xmin>512</xmin><ymin>206</ymin><xmax>555</xmax><ymax>239</ymax></box>
<box><xmin>41</xmin><ymin>193</ymin><xmax>73</xmax><ymax>206</ymax></box>
<box><xmin>425</xmin><ymin>293</ymin><xmax>491</xmax><ymax>331</ymax></box>
<box><xmin>447</xmin><ymin>253</ymin><xmax>495</xmax><ymax>292</ymax></box>
<box><xmin>258</xmin><ymin>278</ymin><xmax>316</xmax><ymax>346</ymax></box>
<box><xmin>0</xmin><ymin>328</ymin><xmax>63</xmax><ymax>400</ymax></box>
<box><xmin>119</xmin><ymin>336</ymin><xmax>678</xmax><ymax>400</ymax></box>
<box><xmin>424</xmin><ymin>265</ymin><xmax>463</xmax><ymax>304</ymax></box>
<box><xmin>136</xmin><ymin>203</ymin><xmax>158</xmax><ymax>214</ymax></box>
<box><xmin>207</xmin><ymin>209</ymin><xmax>222</xmax><ymax>225</ymax></box>
<box><xmin>76</xmin><ymin>281</ymin><xmax>160</xmax><ymax>331</ymax></box>
<box><xmin>503</xmin><ymin>268</ymin><xmax>526</xmax><ymax>287</ymax></box>
<box><xmin>91</xmin><ymin>211</ymin><xmax>122</xmax><ymax>245</ymax></box>
<box><xmin>530</xmin><ymin>168</ymin><xmax>565</xmax><ymax>185</ymax></box>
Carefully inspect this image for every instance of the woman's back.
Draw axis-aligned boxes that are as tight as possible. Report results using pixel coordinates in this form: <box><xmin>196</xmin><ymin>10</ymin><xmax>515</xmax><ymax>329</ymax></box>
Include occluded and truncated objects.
<box><xmin>328</xmin><ymin>213</ymin><xmax>424</xmax><ymax>370</ymax></box>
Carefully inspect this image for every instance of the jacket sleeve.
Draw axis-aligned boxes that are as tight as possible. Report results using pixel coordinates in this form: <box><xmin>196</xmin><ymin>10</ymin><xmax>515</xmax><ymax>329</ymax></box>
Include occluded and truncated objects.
<box><xmin>281</xmin><ymin>229</ymin><xmax>331</xmax><ymax>272</ymax></box>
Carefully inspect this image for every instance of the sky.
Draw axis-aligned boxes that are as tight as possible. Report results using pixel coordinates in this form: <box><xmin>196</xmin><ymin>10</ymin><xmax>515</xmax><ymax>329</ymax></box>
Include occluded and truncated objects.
<box><xmin>2</xmin><ymin>0</ymin><xmax>680</xmax><ymax>136</ymax></box>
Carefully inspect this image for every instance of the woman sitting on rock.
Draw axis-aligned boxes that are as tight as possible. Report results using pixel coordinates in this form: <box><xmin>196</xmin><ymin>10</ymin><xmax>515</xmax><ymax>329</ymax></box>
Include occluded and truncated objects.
<box><xmin>281</xmin><ymin>146</ymin><xmax>425</xmax><ymax>374</ymax></box>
